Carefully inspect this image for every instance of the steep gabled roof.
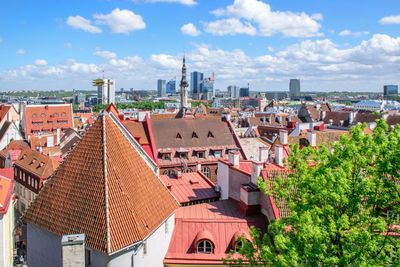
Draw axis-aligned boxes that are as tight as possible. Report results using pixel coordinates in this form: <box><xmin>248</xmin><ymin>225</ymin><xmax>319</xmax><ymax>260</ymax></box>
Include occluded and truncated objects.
<box><xmin>24</xmin><ymin>112</ymin><xmax>178</xmax><ymax>254</ymax></box>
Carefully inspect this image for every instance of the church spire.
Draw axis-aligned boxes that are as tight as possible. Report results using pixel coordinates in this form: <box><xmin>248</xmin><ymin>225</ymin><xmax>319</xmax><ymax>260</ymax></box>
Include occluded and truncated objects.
<box><xmin>180</xmin><ymin>56</ymin><xmax>188</xmax><ymax>108</ymax></box>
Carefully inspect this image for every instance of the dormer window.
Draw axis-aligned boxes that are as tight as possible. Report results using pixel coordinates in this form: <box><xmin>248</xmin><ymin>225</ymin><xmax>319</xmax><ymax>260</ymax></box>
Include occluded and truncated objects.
<box><xmin>207</xmin><ymin>131</ymin><xmax>214</xmax><ymax>138</ymax></box>
<box><xmin>192</xmin><ymin>132</ymin><xmax>198</xmax><ymax>138</ymax></box>
<box><xmin>176</xmin><ymin>133</ymin><xmax>182</xmax><ymax>139</ymax></box>
<box><xmin>235</xmin><ymin>240</ymin><xmax>244</xmax><ymax>252</ymax></box>
<box><xmin>197</xmin><ymin>151</ymin><xmax>205</xmax><ymax>159</ymax></box>
<box><xmin>197</xmin><ymin>240</ymin><xmax>213</xmax><ymax>254</ymax></box>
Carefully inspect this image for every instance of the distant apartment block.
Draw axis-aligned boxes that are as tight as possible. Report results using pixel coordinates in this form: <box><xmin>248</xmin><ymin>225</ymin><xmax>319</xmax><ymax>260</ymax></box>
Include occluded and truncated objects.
<box><xmin>239</xmin><ymin>87</ymin><xmax>250</xmax><ymax>97</ymax></box>
<box><xmin>227</xmin><ymin>85</ymin><xmax>240</xmax><ymax>98</ymax></box>
<box><xmin>166</xmin><ymin>79</ymin><xmax>176</xmax><ymax>94</ymax></box>
<box><xmin>384</xmin><ymin>85</ymin><xmax>398</xmax><ymax>100</ymax></box>
<box><xmin>94</xmin><ymin>79</ymin><xmax>115</xmax><ymax>105</ymax></box>
<box><xmin>290</xmin><ymin>79</ymin><xmax>301</xmax><ymax>100</ymax></box>
<box><xmin>157</xmin><ymin>79</ymin><xmax>167</xmax><ymax>97</ymax></box>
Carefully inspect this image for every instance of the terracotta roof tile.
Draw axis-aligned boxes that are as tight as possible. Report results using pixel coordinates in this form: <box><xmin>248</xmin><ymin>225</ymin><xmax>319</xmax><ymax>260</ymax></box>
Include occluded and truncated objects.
<box><xmin>159</xmin><ymin>172</ymin><xmax>219</xmax><ymax>204</ymax></box>
<box><xmin>24</xmin><ymin>112</ymin><xmax>178</xmax><ymax>254</ymax></box>
<box><xmin>0</xmin><ymin>140</ymin><xmax>29</xmax><ymax>159</ymax></box>
<box><xmin>0</xmin><ymin>172</ymin><xmax>13</xmax><ymax>214</ymax></box>
<box><xmin>15</xmin><ymin>148</ymin><xmax>59</xmax><ymax>179</ymax></box>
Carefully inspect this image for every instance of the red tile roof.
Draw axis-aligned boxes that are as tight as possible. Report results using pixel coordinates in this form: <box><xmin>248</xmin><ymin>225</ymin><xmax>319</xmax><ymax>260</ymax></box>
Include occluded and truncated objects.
<box><xmin>15</xmin><ymin>148</ymin><xmax>59</xmax><ymax>179</ymax></box>
<box><xmin>24</xmin><ymin>112</ymin><xmax>178</xmax><ymax>254</ymax></box>
<box><xmin>159</xmin><ymin>172</ymin><xmax>219</xmax><ymax>204</ymax></box>
<box><xmin>0</xmin><ymin>172</ymin><xmax>14</xmax><ymax>214</ymax></box>
<box><xmin>164</xmin><ymin>200</ymin><xmax>266</xmax><ymax>265</ymax></box>
<box><xmin>24</xmin><ymin>104</ymin><xmax>73</xmax><ymax>138</ymax></box>
<box><xmin>0</xmin><ymin>105</ymin><xmax>11</xmax><ymax>122</ymax></box>
<box><xmin>0</xmin><ymin>140</ymin><xmax>29</xmax><ymax>159</ymax></box>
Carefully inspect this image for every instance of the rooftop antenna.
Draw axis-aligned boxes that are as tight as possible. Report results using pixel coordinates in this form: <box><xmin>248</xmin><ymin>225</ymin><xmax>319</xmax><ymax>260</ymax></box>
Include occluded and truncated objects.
<box><xmin>102</xmin><ymin>69</ymin><xmax>105</xmax><ymax>80</ymax></box>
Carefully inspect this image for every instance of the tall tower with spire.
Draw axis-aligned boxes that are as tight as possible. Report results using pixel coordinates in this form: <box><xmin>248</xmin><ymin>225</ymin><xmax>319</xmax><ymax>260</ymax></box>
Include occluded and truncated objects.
<box><xmin>180</xmin><ymin>56</ymin><xmax>189</xmax><ymax>108</ymax></box>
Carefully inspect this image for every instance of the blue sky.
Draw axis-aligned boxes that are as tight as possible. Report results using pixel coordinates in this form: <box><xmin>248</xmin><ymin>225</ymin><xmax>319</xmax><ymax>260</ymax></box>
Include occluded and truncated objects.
<box><xmin>0</xmin><ymin>0</ymin><xmax>399</xmax><ymax>92</ymax></box>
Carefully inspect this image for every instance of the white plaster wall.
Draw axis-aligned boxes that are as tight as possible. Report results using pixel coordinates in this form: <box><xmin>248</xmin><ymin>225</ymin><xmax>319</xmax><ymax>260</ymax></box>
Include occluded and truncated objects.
<box><xmin>217</xmin><ymin>161</ymin><xmax>230</xmax><ymax>200</ymax></box>
<box><xmin>0</xmin><ymin>124</ymin><xmax>22</xmax><ymax>151</ymax></box>
<box><xmin>0</xmin><ymin>216</ymin><xmax>4</xmax><ymax>267</ymax></box>
<box><xmin>109</xmin><ymin>214</ymin><xmax>175</xmax><ymax>267</ymax></box>
<box><xmin>27</xmin><ymin>223</ymin><xmax>62</xmax><ymax>267</ymax></box>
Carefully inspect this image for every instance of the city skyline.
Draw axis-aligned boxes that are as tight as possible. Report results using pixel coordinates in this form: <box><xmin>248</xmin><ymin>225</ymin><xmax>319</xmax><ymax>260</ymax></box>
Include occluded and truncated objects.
<box><xmin>1</xmin><ymin>0</ymin><xmax>400</xmax><ymax>92</ymax></box>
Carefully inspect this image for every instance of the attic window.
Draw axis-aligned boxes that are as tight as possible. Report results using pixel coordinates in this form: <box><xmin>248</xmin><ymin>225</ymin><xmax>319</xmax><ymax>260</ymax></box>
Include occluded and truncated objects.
<box><xmin>207</xmin><ymin>131</ymin><xmax>214</xmax><ymax>138</ymax></box>
<box><xmin>197</xmin><ymin>240</ymin><xmax>213</xmax><ymax>254</ymax></box>
<box><xmin>30</xmin><ymin>159</ymin><xmax>36</xmax><ymax>165</ymax></box>
<box><xmin>192</xmin><ymin>132</ymin><xmax>198</xmax><ymax>138</ymax></box>
<box><xmin>176</xmin><ymin>133</ymin><xmax>182</xmax><ymax>139</ymax></box>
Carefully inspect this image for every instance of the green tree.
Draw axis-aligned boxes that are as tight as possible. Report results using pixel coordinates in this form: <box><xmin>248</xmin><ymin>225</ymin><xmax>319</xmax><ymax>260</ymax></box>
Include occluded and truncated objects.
<box><xmin>233</xmin><ymin>120</ymin><xmax>400</xmax><ymax>266</ymax></box>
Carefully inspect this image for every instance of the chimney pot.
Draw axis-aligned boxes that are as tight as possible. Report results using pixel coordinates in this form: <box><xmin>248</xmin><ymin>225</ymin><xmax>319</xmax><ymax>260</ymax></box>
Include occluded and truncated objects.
<box><xmin>274</xmin><ymin>145</ymin><xmax>283</xmax><ymax>166</ymax></box>
<box><xmin>308</xmin><ymin>131</ymin><xmax>317</xmax><ymax>147</ymax></box>
<box><xmin>279</xmin><ymin>130</ymin><xmax>288</xmax><ymax>145</ymax></box>
<box><xmin>228</xmin><ymin>151</ymin><xmax>240</xmax><ymax>167</ymax></box>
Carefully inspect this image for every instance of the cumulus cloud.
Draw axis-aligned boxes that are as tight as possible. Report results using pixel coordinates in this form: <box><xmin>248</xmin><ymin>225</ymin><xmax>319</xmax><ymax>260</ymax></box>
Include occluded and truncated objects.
<box><xmin>94</xmin><ymin>49</ymin><xmax>117</xmax><ymax>59</ymax></box>
<box><xmin>94</xmin><ymin>8</ymin><xmax>146</xmax><ymax>33</ymax></box>
<box><xmin>205</xmin><ymin>18</ymin><xmax>256</xmax><ymax>36</ymax></box>
<box><xmin>17</xmin><ymin>49</ymin><xmax>25</xmax><ymax>55</ymax></box>
<box><xmin>339</xmin><ymin>30</ymin><xmax>369</xmax><ymax>37</ymax></box>
<box><xmin>208</xmin><ymin>0</ymin><xmax>322</xmax><ymax>37</ymax></box>
<box><xmin>66</xmin><ymin>15</ymin><xmax>102</xmax><ymax>33</ymax></box>
<box><xmin>2</xmin><ymin>34</ymin><xmax>400</xmax><ymax>91</ymax></box>
<box><xmin>34</xmin><ymin>59</ymin><xmax>48</xmax><ymax>66</ymax></box>
<box><xmin>379</xmin><ymin>15</ymin><xmax>400</xmax><ymax>25</ymax></box>
<box><xmin>181</xmin><ymin>23</ymin><xmax>201</xmax><ymax>36</ymax></box>
<box><xmin>144</xmin><ymin>0</ymin><xmax>197</xmax><ymax>5</ymax></box>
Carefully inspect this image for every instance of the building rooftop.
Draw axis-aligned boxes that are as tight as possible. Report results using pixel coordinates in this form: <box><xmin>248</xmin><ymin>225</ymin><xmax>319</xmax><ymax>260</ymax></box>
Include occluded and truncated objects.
<box><xmin>15</xmin><ymin>147</ymin><xmax>59</xmax><ymax>179</ymax></box>
<box><xmin>0</xmin><ymin>171</ymin><xmax>14</xmax><ymax>214</ymax></box>
<box><xmin>24</xmin><ymin>111</ymin><xmax>178</xmax><ymax>254</ymax></box>
<box><xmin>164</xmin><ymin>200</ymin><xmax>266</xmax><ymax>265</ymax></box>
<box><xmin>159</xmin><ymin>172</ymin><xmax>219</xmax><ymax>205</ymax></box>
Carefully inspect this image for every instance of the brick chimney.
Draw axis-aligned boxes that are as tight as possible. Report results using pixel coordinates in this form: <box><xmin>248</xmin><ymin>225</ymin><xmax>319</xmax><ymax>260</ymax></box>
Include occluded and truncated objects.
<box><xmin>228</xmin><ymin>151</ymin><xmax>240</xmax><ymax>167</ymax></box>
<box><xmin>250</xmin><ymin>162</ymin><xmax>262</xmax><ymax>185</ymax></box>
<box><xmin>275</xmin><ymin>144</ymin><xmax>283</xmax><ymax>166</ymax></box>
<box><xmin>239</xmin><ymin>183</ymin><xmax>260</xmax><ymax>216</ymax></box>
<box><xmin>308</xmin><ymin>131</ymin><xmax>317</xmax><ymax>147</ymax></box>
<box><xmin>61</xmin><ymin>233</ymin><xmax>85</xmax><ymax>267</ymax></box>
<box><xmin>279</xmin><ymin>130</ymin><xmax>288</xmax><ymax>145</ymax></box>
<box><xmin>258</xmin><ymin>147</ymin><xmax>268</xmax><ymax>162</ymax></box>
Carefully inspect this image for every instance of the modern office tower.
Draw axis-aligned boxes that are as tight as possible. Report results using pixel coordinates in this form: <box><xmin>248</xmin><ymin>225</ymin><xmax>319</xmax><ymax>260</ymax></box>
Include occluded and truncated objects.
<box><xmin>190</xmin><ymin>71</ymin><xmax>204</xmax><ymax>99</ymax></box>
<box><xmin>166</xmin><ymin>79</ymin><xmax>176</xmax><ymax>94</ymax></box>
<box><xmin>157</xmin><ymin>79</ymin><xmax>167</xmax><ymax>97</ymax></box>
<box><xmin>227</xmin><ymin>85</ymin><xmax>240</xmax><ymax>98</ymax></box>
<box><xmin>94</xmin><ymin>79</ymin><xmax>115</xmax><ymax>104</ymax></box>
<box><xmin>239</xmin><ymin>87</ymin><xmax>250</xmax><ymax>97</ymax></box>
<box><xmin>289</xmin><ymin>79</ymin><xmax>301</xmax><ymax>100</ymax></box>
<box><xmin>383</xmin><ymin>85</ymin><xmax>398</xmax><ymax>100</ymax></box>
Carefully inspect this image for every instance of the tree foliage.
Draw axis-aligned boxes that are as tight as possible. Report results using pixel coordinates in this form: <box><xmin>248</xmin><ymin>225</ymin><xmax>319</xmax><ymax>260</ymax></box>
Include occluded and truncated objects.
<box><xmin>234</xmin><ymin>120</ymin><xmax>400</xmax><ymax>266</ymax></box>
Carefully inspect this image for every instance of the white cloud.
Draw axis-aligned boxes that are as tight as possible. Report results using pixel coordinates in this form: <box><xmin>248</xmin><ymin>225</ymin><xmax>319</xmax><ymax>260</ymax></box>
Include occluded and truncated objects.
<box><xmin>66</xmin><ymin>15</ymin><xmax>102</xmax><ymax>33</ymax></box>
<box><xmin>379</xmin><ymin>15</ymin><xmax>400</xmax><ymax>25</ymax></box>
<box><xmin>151</xmin><ymin>54</ymin><xmax>180</xmax><ymax>69</ymax></box>
<box><xmin>2</xmin><ymin>34</ymin><xmax>400</xmax><ymax>91</ymax></box>
<box><xmin>144</xmin><ymin>0</ymin><xmax>197</xmax><ymax>5</ymax></box>
<box><xmin>34</xmin><ymin>59</ymin><xmax>48</xmax><ymax>66</ymax></box>
<box><xmin>205</xmin><ymin>18</ymin><xmax>256</xmax><ymax>36</ymax></box>
<box><xmin>339</xmin><ymin>30</ymin><xmax>369</xmax><ymax>37</ymax></box>
<box><xmin>94</xmin><ymin>8</ymin><xmax>146</xmax><ymax>34</ymax></box>
<box><xmin>94</xmin><ymin>49</ymin><xmax>117</xmax><ymax>59</ymax></box>
<box><xmin>17</xmin><ymin>49</ymin><xmax>25</xmax><ymax>55</ymax></box>
<box><xmin>181</xmin><ymin>23</ymin><xmax>201</xmax><ymax>36</ymax></box>
<box><xmin>208</xmin><ymin>0</ymin><xmax>322</xmax><ymax>37</ymax></box>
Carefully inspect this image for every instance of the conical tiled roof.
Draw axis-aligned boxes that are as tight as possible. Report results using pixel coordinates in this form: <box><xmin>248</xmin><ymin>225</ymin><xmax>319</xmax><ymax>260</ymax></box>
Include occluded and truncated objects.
<box><xmin>24</xmin><ymin>112</ymin><xmax>178</xmax><ymax>254</ymax></box>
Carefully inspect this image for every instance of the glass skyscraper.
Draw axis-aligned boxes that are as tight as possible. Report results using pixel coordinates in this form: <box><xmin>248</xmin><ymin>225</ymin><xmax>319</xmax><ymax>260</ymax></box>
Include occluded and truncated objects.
<box><xmin>190</xmin><ymin>71</ymin><xmax>204</xmax><ymax>96</ymax></box>
<box><xmin>289</xmin><ymin>79</ymin><xmax>301</xmax><ymax>100</ymax></box>
<box><xmin>384</xmin><ymin>85</ymin><xmax>398</xmax><ymax>99</ymax></box>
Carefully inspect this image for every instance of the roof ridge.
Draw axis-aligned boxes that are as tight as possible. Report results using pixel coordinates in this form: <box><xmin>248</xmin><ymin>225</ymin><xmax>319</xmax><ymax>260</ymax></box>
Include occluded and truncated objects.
<box><xmin>102</xmin><ymin>114</ymin><xmax>111</xmax><ymax>254</ymax></box>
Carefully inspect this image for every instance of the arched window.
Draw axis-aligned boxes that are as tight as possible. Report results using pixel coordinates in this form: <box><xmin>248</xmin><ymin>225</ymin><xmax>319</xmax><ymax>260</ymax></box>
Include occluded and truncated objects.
<box><xmin>235</xmin><ymin>240</ymin><xmax>244</xmax><ymax>252</ymax></box>
<box><xmin>163</xmin><ymin>170</ymin><xmax>175</xmax><ymax>177</ymax></box>
<box><xmin>197</xmin><ymin>240</ymin><xmax>213</xmax><ymax>254</ymax></box>
<box><xmin>201</xmin><ymin>167</ymin><xmax>210</xmax><ymax>178</ymax></box>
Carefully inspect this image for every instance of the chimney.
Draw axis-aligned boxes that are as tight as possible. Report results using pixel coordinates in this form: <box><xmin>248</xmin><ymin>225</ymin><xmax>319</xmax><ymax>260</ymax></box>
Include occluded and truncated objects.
<box><xmin>274</xmin><ymin>145</ymin><xmax>283</xmax><ymax>166</ymax></box>
<box><xmin>279</xmin><ymin>130</ymin><xmax>288</xmax><ymax>145</ymax></box>
<box><xmin>56</xmin><ymin>128</ymin><xmax>61</xmax><ymax>146</ymax></box>
<box><xmin>228</xmin><ymin>151</ymin><xmax>240</xmax><ymax>167</ymax></box>
<box><xmin>6</xmin><ymin>111</ymin><xmax>11</xmax><ymax>122</ymax></box>
<box><xmin>196</xmin><ymin>163</ymin><xmax>201</xmax><ymax>172</ymax></box>
<box><xmin>239</xmin><ymin>183</ymin><xmax>260</xmax><ymax>216</ymax></box>
<box><xmin>258</xmin><ymin>147</ymin><xmax>268</xmax><ymax>162</ymax></box>
<box><xmin>176</xmin><ymin>170</ymin><xmax>182</xmax><ymax>178</ymax></box>
<box><xmin>321</xmin><ymin>111</ymin><xmax>326</xmax><ymax>120</ymax></box>
<box><xmin>308</xmin><ymin>131</ymin><xmax>317</xmax><ymax>147</ymax></box>
<box><xmin>251</xmin><ymin>162</ymin><xmax>262</xmax><ymax>185</ymax></box>
<box><xmin>329</xmin><ymin>119</ymin><xmax>333</xmax><ymax>125</ymax></box>
<box><xmin>61</xmin><ymin>233</ymin><xmax>85</xmax><ymax>267</ymax></box>
<box><xmin>349</xmin><ymin>112</ymin><xmax>354</xmax><ymax>125</ymax></box>
<box><xmin>138</xmin><ymin>111</ymin><xmax>147</xmax><ymax>122</ymax></box>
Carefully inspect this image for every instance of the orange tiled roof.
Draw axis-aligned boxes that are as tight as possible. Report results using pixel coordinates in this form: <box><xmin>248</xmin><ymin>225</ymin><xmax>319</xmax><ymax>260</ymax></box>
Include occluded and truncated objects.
<box><xmin>15</xmin><ymin>148</ymin><xmax>59</xmax><ymax>179</ymax></box>
<box><xmin>0</xmin><ymin>172</ymin><xmax>14</xmax><ymax>214</ymax></box>
<box><xmin>0</xmin><ymin>140</ymin><xmax>29</xmax><ymax>159</ymax></box>
<box><xmin>24</xmin><ymin>112</ymin><xmax>178</xmax><ymax>254</ymax></box>
<box><xmin>0</xmin><ymin>105</ymin><xmax>11</xmax><ymax>122</ymax></box>
<box><xmin>24</xmin><ymin>104</ymin><xmax>73</xmax><ymax>138</ymax></box>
